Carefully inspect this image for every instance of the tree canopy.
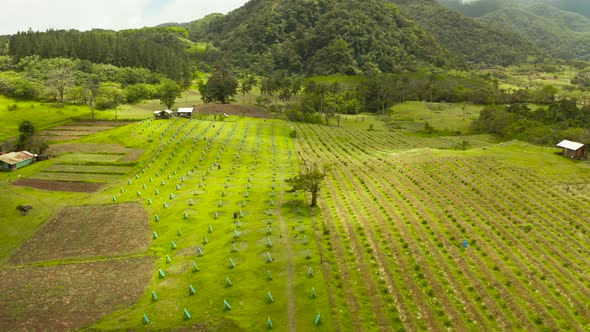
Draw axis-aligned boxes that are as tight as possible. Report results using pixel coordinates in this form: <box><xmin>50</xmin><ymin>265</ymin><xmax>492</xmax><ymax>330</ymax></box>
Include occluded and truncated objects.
<box><xmin>159</xmin><ymin>78</ymin><xmax>182</xmax><ymax>110</ymax></box>
<box><xmin>198</xmin><ymin>66</ymin><xmax>238</xmax><ymax>104</ymax></box>
<box><xmin>286</xmin><ymin>159</ymin><xmax>329</xmax><ymax>207</ymax></box>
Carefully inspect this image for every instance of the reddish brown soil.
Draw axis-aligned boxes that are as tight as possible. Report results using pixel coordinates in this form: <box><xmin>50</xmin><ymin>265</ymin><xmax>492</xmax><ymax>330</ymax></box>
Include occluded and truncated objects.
<box><xmin>195</xmin><ymin>104</ymin><xmax>274</xmax><ymax>119</ymax></box>
<box><xmin>0</xmin><ymin>257</ymin><xmax>155</xmax><ymax>331</ymax></box>
<box><xmin>12</xmin><ymin>178</ymin><xmax>105</xmax><ymax>192</ymax></box>
<box><xmin>9</xmin><ymin>203</ymin><xmax>150</xmax><ymax>264</ymax></box>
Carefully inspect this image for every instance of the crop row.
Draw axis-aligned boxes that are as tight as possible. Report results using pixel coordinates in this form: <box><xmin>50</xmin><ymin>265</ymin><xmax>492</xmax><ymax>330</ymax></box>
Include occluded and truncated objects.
<box><xmin>294</xmin><ymin>123</ymin><xmax>590</xmax><ymax>330</ymax></box>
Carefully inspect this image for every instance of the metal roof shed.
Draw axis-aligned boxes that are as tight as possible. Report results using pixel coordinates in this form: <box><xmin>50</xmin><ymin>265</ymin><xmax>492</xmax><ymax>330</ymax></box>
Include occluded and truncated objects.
<box><xmin>557</xmin><ymin>140</ymin><xmax>587</xmax><ymax>160</ymax></box>
<box><xmin>0</xmin><ymin>151</ymin><xmax>37</xmax><ymax>171</ymax></box>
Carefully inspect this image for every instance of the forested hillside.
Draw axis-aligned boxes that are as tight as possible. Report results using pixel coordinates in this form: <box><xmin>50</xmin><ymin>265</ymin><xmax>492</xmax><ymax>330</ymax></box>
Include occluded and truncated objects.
<box><xmin>390</xmin><ymin>0</ymin><xmax>542</xmax><ymax>66</ymax></box>
<box><xmin>183</xmin><ymin>0</ymin><xmax>454</xmax><ymax>75</ymax></box>
<box><xmin>439</xmin><ymin>0</ymin><xmax>590</xmax><ymax>60</ymax></box>
<box><xmin>7</xmin><ymin>28</ymin><xmax>192</xmax><ymax>82</ymax></box>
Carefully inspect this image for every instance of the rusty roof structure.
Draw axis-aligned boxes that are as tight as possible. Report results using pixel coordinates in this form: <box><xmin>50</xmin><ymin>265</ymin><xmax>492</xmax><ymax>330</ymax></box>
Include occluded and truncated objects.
<box><xmin>0</xmin><ymin>151</ymin><xmax>36</xmax><ymax>165</ymax></box>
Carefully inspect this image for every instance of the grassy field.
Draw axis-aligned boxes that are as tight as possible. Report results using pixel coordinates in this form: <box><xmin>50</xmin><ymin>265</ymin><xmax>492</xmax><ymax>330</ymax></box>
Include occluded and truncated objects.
<box><xmin>1</xmin><ymin>105</ymin><xmax>589</xmax><ymax>330</ymax></box>
<box><xmin>390</xmin><ymin>101</ymin><xmax>484</xmax><ymax>133</ymax></box>
<box><xmin>0</xmin><ymin>96</ymin><xmax>93</xmax><ymax>140</ymax></box>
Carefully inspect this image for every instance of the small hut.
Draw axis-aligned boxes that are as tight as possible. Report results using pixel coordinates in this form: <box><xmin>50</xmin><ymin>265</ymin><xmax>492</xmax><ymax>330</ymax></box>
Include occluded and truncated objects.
<box><xmin>177</xmin><ymin>107</ymin><xmax>195</xmax><ymax>119</ymax></box>
<box><xmin>0</xmin><ymin>151</ymin><xmax>37</xmax><ymax>171</ymax></box>
<box><xmin>154</xmin><ymin>109</ymin><xmax>173</xmax><ymax>119</ymax></box>
<box><xmin>556</xmin><ymin>140</ymin><xmax>587</xmax><ymax>160</ymax></box>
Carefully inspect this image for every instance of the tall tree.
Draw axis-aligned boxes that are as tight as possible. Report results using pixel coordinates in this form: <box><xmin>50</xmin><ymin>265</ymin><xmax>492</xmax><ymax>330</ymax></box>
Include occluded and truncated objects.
<box><xmin>46</xmin><ymin>65</ymin><xmax>74</xmax><ymax>103</ymax></box>
<box><xmin>198</xmin><ymin>66</ymin><xmax>238</xmax><ymax>104</ymax></box>
<box><xmin>16</xmin><ymin>120</ymin><xmax>35</xmax><ymax>151</ymax></box>
<box><xmin>159</xmin><ymin>78</ymin><xmax>182</xmax><ymax>110</ymax></box>
<box><xmin>238</xmin><ymin>74</ymin><xmax>257</xmax><ymax>105</ymax></box>
<box><xmin>286</xmin><ymin>159</ymin><xmax>328</xmax><ymax>207</ymax></box>
<box><xmin>83</xmin><ymin>75</ymin><xmax>100</xmax><ymax>119</ymax></box>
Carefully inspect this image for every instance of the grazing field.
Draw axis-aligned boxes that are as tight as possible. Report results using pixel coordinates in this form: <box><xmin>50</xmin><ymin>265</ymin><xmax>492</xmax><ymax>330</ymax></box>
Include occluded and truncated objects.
<box><xmin>1</xmin><ymin>109</ymin><xmax>589</xmax><ymax>331</ymax></box>
<box><xmin>9</xmin><ymin>203</ymin><xmax>150</xmax><ymax>264</ymax></box>
<box><xmin>37</xmin><ymin>121</ymin><xmax>135</xmax><ymax>142</ymax></box>
<box><xmin>0</xmin><ymin>96</ymin><xmax>93</xmax><ymax>140</ymax></box>
<box><xmin>0</xmin><ymin>257</ymin><xmax>155</xmax><ymax>331</ymax></box>
<box><xmin>391</xmin><ymin>101</ymin><xmax>484</xmax><ymax>132</ymax></box>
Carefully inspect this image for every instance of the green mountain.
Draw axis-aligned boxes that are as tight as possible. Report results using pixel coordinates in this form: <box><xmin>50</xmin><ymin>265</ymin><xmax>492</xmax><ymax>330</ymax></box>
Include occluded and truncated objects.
<box><xmin>437</xmin><ymin>0</ymin><xmax>590</xmax><ymax>60</ymax></box>
<box><xmin>389</xmin><ymin>0</ymin><xmax>541</xmax><ymax>66</ymax></box>
<box><xmin>186</xmin><ymin>0</ymin><xmax>453</xmax><ymax>75</ymax></box>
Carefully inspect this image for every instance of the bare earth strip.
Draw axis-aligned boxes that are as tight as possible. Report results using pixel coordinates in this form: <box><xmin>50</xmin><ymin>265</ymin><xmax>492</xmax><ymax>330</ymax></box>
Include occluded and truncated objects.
<box><xmin>51</xmin><ymin>126</ymin><xmax>123</xmax><ymax>131</ymax></box>
<box><xmin>65</xmin><ymin>121</ymin><xmax>134</xmax><ymax>126</ymax></box>
<box><xmin>47</xmin><ymin>143</ymin><xmax>132</xmax><ymax>155</ymax></box>
<box><xmin>12</xmin><ymin>178</ymin><xmax>105</xmax><ymax>192</ymax></box>
<box><xmin>9</xmin><ymin>203</ymin><xmax>150</xmax><ymax>264</ymax></box>
<box><xmin>119</xmin><ymin>149</ymin><xmax>145</xmax><ymax>162</ymax></box>
<box><xmin>30</xmin><ymin>172</ymin><xmax>122</xmax><ymax>182</ymax></box>
<box><xmin>44</xmin><ymin>164</ymin><xmax>133</xmax><ymax>174</ymax></box>
<box><xmin>0</xmin><ymin>257</ymin><xmax>155</xmax><ymax>331</ymax></box>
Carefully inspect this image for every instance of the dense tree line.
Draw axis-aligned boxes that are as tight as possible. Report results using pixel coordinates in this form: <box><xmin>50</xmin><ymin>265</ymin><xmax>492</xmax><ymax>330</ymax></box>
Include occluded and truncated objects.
<box><xmin>472</xmin><ymin>101</ymin><xmax>590</xmax><ymax>144</ymax></box>
<box><xmin>0</xmin><ymin>55</ymin><xmax>178</xmax><ymax>114</ymax></box>
<box><xmin>8</xmin><ymin>27</ymin><xmax>192</xmax><ymax>82</ymax></box>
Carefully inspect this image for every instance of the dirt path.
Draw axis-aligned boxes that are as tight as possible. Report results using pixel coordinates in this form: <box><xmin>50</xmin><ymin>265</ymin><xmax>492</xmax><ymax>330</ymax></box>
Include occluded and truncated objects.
<box><xmin>277</xmin><ymin>181</ymin><xmax>297</xmax><ymax>332</ymax></box>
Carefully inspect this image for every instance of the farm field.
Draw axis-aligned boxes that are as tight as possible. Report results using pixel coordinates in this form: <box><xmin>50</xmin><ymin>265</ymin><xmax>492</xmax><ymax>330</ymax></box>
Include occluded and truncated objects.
<box><xmin>0</xmin><ymin>110</ymin><xmax>589</xmax><ymax>330</ymax></box>
<box><xmin>295</xmin><ymin>123</ymin><xmax>590</xmax><ymax>330</ymax></box>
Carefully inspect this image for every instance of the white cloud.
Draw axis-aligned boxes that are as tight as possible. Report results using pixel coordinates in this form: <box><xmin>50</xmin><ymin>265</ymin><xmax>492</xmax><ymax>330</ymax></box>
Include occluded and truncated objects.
<box><xmin>143</xmin><ymin>0</ymin><xmax>249</xmax><ymax>26</ymax></box>
<box><xmin>0</xmin><ymin>0</ymin><xmax>249</xmax><ymax>35</ymax></box>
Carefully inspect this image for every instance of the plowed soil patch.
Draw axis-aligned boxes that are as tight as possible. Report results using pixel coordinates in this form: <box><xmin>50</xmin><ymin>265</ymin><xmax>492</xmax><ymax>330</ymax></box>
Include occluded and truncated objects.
<box><xmin>9</xmin><ymin>203</ymin><xmax>150</xmax><ymax>264</ymax></box>
<box><xmin>0</xmin><ymin>257</ymin><xmax>155</xmax><ymax>331</ymax></box>
<box><xmin>12</xmin><ymin>178</ymin><xmax>104</xmax><ymax>192</ymax></box>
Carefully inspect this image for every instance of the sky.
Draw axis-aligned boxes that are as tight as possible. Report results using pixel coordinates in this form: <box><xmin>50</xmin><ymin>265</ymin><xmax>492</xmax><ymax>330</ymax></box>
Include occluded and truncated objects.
<box><xmin>0</xmin><ymin>0</ymin><xmax>250</xmax><ymax>35</ymax></box>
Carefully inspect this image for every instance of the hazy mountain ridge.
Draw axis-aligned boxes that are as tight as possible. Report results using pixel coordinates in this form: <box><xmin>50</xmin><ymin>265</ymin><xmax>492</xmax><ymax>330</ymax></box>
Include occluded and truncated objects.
<box><xmin>438</xmin><ymin>0</ymin><xmax>590</xmax><ymax>60</ymax></box>
<box><xmin>390</xmin><ymin>0</ymin><xmax>542</xmax><ymax>66</ymax></box>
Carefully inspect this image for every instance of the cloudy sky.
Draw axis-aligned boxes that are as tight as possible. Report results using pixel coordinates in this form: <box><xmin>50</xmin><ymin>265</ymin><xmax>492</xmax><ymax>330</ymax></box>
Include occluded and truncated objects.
<box><xmin>0</xmin><ymin>0</ymin><xmax>249</xmax><ymax>35</ymax></box>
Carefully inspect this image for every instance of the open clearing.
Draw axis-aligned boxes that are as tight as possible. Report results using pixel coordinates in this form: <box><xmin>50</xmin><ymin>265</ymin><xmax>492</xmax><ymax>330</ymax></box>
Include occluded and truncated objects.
<box><xmin>0</xmin><ymin>257</ymin><xmax>155</xmax><ymax>331</ymax></box>
<box><xmin>9</xmin><ymin>203</ymin><xmax>150</xmax><ymax>264</ymax></box>
<box><xmin>195</xmin><ymin>104</ymin><xmax>274</xmax><ymax>118</ymax></box>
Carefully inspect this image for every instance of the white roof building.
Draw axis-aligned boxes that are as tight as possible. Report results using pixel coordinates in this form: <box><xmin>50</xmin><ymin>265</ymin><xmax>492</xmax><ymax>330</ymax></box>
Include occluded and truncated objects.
<box><xmin>556</xmin><ymin>140</ymin><xmax>584</xmax><ymax>151</ymax></box>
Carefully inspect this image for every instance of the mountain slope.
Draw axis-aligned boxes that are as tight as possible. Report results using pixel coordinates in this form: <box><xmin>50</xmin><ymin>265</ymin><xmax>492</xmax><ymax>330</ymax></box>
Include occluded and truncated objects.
<box><xmin>439</xmin><ymin>0</ymin><xmax>590</xmax><ymax>60</ymax></box>
<box><xmin>390</xmin><ymin>0</ymin><xmax>542</xmax><ymax>66</ymax></box>
<box><xmin>480</xmin><ymin>5</ymin><xmax>590</xmax><ymax>60</ymax></box>
<box><xmin>185</xmin><ymin>0</ymin><xmax>456</xmax><ymax>74</ymax></box>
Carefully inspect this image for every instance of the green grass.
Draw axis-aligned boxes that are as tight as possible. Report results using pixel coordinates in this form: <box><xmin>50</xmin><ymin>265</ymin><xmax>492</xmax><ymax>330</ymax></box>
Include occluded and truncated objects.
<box><xmin>0</xmin><ymin>180</ymin><xmax>84</xmax><ymax>264</ymax></box>
<box><xmin>391</xmin><ymin>101</ymin><xmax>484</xmax><ymax>133</ymax></box>
<box><xmin>3</xmin><ymin>100</ymin><xmax>590</xmax><ymax>330</ymax></box>
<box><xmin>0</xmin><ymin>96</ymin><xmax>94</xmax><ymax>140</ymax></box>
<box><xmin>56</xmin><ymin>153</ymin><xmax>126</xmax><ymax>163</ymax></box>
<box><xmin>29</xmin><ymin>172</ymin><xmax>122</xmax><ymax>182</ymax></box>
<box><xmin>77</xmin><ymin>118</ymin><xmax>333</xmax><ymax>330</ymax></box>
<box><xmin>44</xmin><ymin>164</ymin><xmax>133</xmax><ymax>174</ymax></box>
